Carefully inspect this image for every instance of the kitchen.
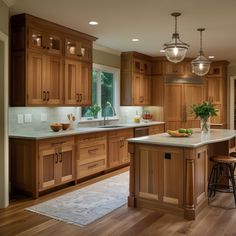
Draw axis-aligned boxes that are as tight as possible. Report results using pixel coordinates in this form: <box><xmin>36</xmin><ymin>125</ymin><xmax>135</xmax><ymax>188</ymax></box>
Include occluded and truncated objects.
<box><xmin>1</xmin><ymin>0</ymin><xmax>235</xmax><ymax>235</ymax></box>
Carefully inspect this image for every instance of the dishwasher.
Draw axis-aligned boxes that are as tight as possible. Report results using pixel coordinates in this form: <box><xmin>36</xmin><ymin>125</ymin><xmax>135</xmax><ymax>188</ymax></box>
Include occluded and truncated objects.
<box><xmin>134</xmin><ymin>126</ymin><xmax>149</xmax><ymax>137</ymax></box>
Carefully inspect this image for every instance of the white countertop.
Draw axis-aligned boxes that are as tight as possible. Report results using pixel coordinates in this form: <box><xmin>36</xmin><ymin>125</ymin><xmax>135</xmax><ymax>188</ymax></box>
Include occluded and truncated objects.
<box><xmin>9</xmin><ymin>121</ymin><xmax>165</xmax><ymax>140</ymax></box>
<box><xmin>128</xmin><ymin>129</ymin><xmax>236</xmax><ymax>148</ymax></box>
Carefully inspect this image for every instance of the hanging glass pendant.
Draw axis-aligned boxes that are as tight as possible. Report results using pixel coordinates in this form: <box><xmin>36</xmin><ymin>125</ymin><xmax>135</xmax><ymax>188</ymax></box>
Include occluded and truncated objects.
<box><xmin>191</xmin><ymin>28</ymin><xmax>211</xmax><ymax>76</ymax></box>
<box><xmin>163</xmin><ymin>12</ymin><xmax>189</xmax><ymax>63</ymax></box>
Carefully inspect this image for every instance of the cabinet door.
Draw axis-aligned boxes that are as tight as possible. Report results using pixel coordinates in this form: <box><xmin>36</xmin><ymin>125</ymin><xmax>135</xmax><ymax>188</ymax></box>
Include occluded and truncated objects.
<box><xmin>143</xmin><ymin>75</ymin><xmax>151</xmax><ymax>105</ymax></box>
<box><xmin>65</xmin><ymin>59</ymin><xmax>81</xmax><ymax>105</ymax></box>
<box><xmin>205</xmin><ymin>77</ymin><xmax>221</xmax><ymax>104</ymax></box>
<box><xmin>39</xmin><ymin>148</ymin><xmax>57</xmax><ymax>190</ymax></box>
<box><xmin>108</xmin><ymin>137</ymin><xmax>122</xmax><ymax>168</ymax></box>
<box><xmin>164</xmin><ymin>62</ymin><xmax>185</xmax><ymax>75</ymax></box>
<box><xmin>184</xmin><ymin>84</ymin><xmax>204</xmax><ymax>122</ymax></box>
<box><xmin>45</xmin><ymin>55</ymin><xmax>63</xmax><ymax>105</ymax></box>
<box><xmin>79</xmin><ymin>62</ymin><xmax>91</xmax><ymax>105</ymax></box>
<box><xmin>132</xmin><ymin>73</ymin><xmax>142</xmax><ymax>105</ymax></box>
<box><xmin>28</xmin><ymin>27</ymin><xmax>45</xmax><ymax>51</ymax></box>
<box><xmin>58</xmin><ymin>145</ymin><xmax>75</xmax><ymax>183</ymax></box>
<box><xmin>80</xmin><ymin>40</ymin><xmax>92</xmax><ymax>62</ymax></box>
<box><xmin>165</xmin><ymin>84</ymin><xmax>183</xmax><ymax>123</ymax></box>
<box><xmin>46</xmin><ymin>33</ymin><xmax>62</xmax><ymax>55</ymax></box>
<box><xmin>121</xmin><ymin>132</ymin><xmax>134</xmax><ymax>164</ymax></box>
<box><xmin>27</xmin><ymin>51</ymin><xmax>47</xmax><ymax>105</ymax></box>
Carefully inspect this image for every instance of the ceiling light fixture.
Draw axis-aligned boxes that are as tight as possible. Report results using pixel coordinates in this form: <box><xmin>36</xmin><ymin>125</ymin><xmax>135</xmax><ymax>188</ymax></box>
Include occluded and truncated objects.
<box><xmin>132</xmin><ymin>38</ymin><xmax>140</xmax><ymax>42</ymax></box>
<box><xmin>163</xmin><ymin>12</ymin><xmax>189</xmax><ymax>63</ymax></box>
<box><xmin>89</xmin><ymin>21</ymin><xmax>98</xmax><ymax>25</ymax></box>
<box><xmin>191</xmin><ymin>28</ymin><xmax>211</xmax><ymax>76</ymax></box>
<box><xmin>208</xmin><ymin>56</ymin><xmax>215</xmax><ymax>59</ymax></box>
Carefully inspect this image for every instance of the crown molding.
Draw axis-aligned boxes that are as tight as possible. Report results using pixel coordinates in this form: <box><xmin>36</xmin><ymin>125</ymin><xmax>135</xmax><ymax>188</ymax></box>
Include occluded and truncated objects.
<box><xmin>93</xmin><ymin>43</ymin><xmax>121</xmax><ymax>56</ymax></box>
<box><xmin>2</xmin><ymin>0</ymin><xmax>15</xmax><ymax>7</ymax></box>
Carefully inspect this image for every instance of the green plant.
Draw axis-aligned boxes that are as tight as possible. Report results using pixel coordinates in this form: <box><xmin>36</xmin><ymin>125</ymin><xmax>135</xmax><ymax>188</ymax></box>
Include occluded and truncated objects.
<box><xmin>191</xmin><ymin>101</ymin><xmax>218</xmax><ymax>119</ymax></box>
<box><xmin>88</xmin><ymin>104</ymin><xmax>101</xmax><ymax>118</ymax></box>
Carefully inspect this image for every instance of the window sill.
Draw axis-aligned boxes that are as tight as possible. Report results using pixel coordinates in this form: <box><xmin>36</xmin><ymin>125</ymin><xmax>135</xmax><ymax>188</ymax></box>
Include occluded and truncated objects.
<box><xmin>79</xmin><ymin>117</ymin><xmax>119</xmax><ymax>124</ymax></box>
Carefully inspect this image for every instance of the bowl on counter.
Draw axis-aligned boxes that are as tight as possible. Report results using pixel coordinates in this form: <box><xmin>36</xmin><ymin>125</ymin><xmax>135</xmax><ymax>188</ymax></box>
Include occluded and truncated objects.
<box><xmin>61</xmin><ymin>123</ymin><xmax>71</xmax><ymax>130</ymax></box>
<box><xmin>50</xmin><ymin>123</ymin><xmax>62</xmax><ymax>132</ymax></box>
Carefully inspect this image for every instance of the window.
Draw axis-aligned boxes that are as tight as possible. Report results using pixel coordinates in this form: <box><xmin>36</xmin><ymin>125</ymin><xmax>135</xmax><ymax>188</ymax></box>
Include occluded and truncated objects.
<box><xmin>82</xmin><ymin>64</ymin><xmax>120</xmax><ymax>119</ymax></box>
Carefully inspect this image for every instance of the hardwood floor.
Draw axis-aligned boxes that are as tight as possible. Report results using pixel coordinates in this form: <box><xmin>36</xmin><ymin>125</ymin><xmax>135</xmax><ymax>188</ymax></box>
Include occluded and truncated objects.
<box><xmin>1</xmin><ymin>167</ymin><xmax>236</xmax><ymax>236</ymax></box>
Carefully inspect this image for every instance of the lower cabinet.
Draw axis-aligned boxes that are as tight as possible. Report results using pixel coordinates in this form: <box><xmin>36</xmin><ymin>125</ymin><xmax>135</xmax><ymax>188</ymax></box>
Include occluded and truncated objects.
<box><xmin>76</xmin><ymin>133</ymin><xmax>107</xmax><ymax>179</ymax></box>
<box><xmin>108</xmin><ymin>128</ymin><xmax>133</xmax><ymax>168</ymax></box>
<box><xmin>38</xmin><ymin>137</ymin><xmax>75</xmax><ymax>191</ymax></box>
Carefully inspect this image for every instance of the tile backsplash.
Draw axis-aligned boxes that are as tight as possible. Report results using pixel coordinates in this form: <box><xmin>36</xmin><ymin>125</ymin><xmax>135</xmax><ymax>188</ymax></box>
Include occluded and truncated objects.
<box><xmin>9</xmin><ymin>106</ymin><xmax>163</xmax><ymax>133</ymax></box>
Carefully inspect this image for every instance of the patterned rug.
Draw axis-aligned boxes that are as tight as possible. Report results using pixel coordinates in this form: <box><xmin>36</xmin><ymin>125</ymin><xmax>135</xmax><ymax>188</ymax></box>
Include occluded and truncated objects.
<box><xmin>26</xmin><ymin>172</ymin><xmax>129</xmax><ymax>226</ymax></box>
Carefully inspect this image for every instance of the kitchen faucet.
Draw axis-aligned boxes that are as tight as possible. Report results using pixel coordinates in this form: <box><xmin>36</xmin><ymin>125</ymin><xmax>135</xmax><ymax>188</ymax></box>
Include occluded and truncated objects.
<box><xmin>103</xmin><ymin>101</ymin><xmax>116</xmax><ymax>125</ymax></box>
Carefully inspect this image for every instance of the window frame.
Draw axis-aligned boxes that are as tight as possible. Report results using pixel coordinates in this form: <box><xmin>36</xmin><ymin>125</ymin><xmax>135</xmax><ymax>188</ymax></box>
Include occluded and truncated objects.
<box><xmin>79</xmin><ymin>63</ymin><xmax>120</xmax><ymax>122</ymax></box>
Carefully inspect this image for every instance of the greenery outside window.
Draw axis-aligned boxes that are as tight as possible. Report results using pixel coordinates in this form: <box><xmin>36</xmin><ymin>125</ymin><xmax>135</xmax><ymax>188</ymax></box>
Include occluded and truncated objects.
<box><xmin>82</xmin><ymin>64</ymin><xmax>120</xmax><ymax>119</ymax></box>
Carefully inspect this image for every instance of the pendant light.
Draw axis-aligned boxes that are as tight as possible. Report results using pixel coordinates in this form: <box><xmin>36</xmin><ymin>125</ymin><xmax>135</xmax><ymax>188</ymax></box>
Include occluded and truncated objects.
<box><xmin>163</xmin><ymin>12</ymin><xmax>189</xmax><ymax>63</ymax></box>
<box><xmin>191</xmin><ymin>28</ymin><xmax>211</xmax><ymax>76</ymax></box>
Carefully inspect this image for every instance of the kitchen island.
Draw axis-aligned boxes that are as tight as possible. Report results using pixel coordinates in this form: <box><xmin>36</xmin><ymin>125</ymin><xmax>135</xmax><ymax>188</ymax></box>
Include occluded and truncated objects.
<box><xmin>127</xmin><ymin>129</ymin><xmax>236</xmax><ymax>220</ymax></box>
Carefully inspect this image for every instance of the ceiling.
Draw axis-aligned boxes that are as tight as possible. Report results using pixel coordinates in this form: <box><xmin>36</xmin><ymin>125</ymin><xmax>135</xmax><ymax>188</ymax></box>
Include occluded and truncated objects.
<box><xmin>8</xmin><ymin>0</ymin><xmax>236</xmax><ymax>63</ymax></box>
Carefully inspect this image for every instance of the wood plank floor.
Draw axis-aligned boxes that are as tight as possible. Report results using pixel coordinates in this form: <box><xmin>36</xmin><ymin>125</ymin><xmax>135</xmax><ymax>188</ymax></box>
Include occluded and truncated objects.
<box><xmin>1</xmin><ymin>167</ymin><xmax>236</xmax><ymax>236</ymax></box>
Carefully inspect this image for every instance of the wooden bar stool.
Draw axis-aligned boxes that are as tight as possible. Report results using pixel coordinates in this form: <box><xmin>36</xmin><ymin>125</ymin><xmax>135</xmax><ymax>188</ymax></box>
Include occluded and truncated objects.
<box><xmin>208</xmin><ymin>155</ymin><xmax>236</xmax><ymax>204</ymax></box>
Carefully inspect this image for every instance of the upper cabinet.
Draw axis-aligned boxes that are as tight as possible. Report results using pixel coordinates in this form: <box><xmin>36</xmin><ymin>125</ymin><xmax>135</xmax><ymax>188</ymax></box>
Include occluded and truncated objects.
<box><xmin>10</xmin><ymin>13</ymin><xmax>97</xmax><ymax>106</ymax></box>
<box><xmin>121</xmin><ymin>52</ymin><xmax>152</xmax><ymax>106</ymax></box>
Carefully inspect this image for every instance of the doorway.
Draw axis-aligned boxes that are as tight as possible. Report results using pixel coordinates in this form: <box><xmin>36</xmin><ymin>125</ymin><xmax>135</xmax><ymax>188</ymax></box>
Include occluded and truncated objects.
<box><xmin>0</xmin><ymin>31</ymin><xmax>9</xmax><ymax>208</ymax></box>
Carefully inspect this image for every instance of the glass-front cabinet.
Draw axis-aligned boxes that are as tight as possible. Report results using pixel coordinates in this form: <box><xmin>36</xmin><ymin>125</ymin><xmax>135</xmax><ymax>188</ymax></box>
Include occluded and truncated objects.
<box><xmin>65</xmin><ymin>37</ymin><xmax>92</xmax><ymax>61</ymax></box>
<box><xmin>29</xmin><ymin>26</ymin><xmax>62</xmax><ymax>55</ymax></box>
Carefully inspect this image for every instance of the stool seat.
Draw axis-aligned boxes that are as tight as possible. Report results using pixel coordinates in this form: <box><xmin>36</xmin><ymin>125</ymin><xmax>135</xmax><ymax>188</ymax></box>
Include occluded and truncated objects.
<box><xmin>230</xmin><ymin>152</ymin><xmax>236</xmax><ymax>157</ymax></box>
<box><xmin>211</xmin><ymin>155</ymin><xmax>236</xmax><ymax>163</ymax></box>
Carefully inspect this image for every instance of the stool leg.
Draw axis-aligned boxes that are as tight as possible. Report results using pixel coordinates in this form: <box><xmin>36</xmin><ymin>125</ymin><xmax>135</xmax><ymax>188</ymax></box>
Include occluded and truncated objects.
<box><xmin>208</xmin><ymin>164</ymin><xmax>215</xmax><ymax>198</ymax></box>
<box><xmin>229</xmin><ymin>164</ymin><xmax>236</xmax><ymax>205</ymax></box>
<box><xmin>213</xmin><ymin>164</ymin><xmax>220</xmax><ymax>197</ymax></box>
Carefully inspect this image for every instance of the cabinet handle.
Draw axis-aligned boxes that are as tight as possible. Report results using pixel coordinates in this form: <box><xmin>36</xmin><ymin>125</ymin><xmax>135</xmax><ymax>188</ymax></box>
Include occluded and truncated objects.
<box><xmin>88</xmin><ymin>148</ymin><xmax>98</xmax><ymax>153</ymax></box>
<box><xmin>59</xmin><ymin>153</ymin><xmax>62</xmax><ymax>162</ymax></box>
<box><xmin>46</xmin><ymin>91</ymin><xmax>50</xmax><ymax>101</ymax></box>
<box><xmin>43</xmin><ymin>91</ymin><xmax>46</xmax><ymax>101</ymax></box>
<box><xmin>165</xmin><ymin>153</ymin><xmax>171</xmax><ymax>160</ymax></box>
<box><xmin>55</xmin><ymin>153</ymin><xmax>58</xmax><ymax>163</ymax></box>
<box><xmin>79</xmin><ymin>94</ymin><xmax>83</xmax><ymax>102</ymax></box>
<box><xmin>139</xmin><ymin>96</ymin><xmax>144</xmax><ymax>103</ymax></box>
<box><xmin>88</xmin><ymin>163</ymin><xmax>98</xmax><ymax>169</ymax></box>
<box><xmin>76</xmin><ymin>93</ymin><xmax>80</xmax><ymax>102</ymax></box>
<box><xmin>43</xmin><ymin>46</ymin><xmax>46</xmax><ymax>49</ymax></box>
<box><xmin>51</xmin><ymin>141</ymin><xmax>66</xmax><ymax>145</ymax></box>
<box><xmin>47</xmin><ymin>46</ymin><xmax>50</xmax><ymax>50</ymax></box>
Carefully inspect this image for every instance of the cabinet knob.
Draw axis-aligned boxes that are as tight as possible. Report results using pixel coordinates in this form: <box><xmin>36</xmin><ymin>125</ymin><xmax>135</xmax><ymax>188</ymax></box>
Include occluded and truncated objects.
<box><xmin>46</xmin><ymin>91</ymin><xmax>50</xmax><ymax>101</ymax></box>
<box><xmin>42</xmin><ymin>91</ymin><xmax>46</xmax><ymax>101</ymax></box>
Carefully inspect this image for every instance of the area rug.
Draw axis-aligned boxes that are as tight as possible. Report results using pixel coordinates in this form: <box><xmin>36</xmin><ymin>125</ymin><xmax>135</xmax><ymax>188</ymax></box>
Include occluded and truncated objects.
<box><xmin>26</xmin><ymin>171</ymin><xmax>129</xmax><ymax>226</ymax></box>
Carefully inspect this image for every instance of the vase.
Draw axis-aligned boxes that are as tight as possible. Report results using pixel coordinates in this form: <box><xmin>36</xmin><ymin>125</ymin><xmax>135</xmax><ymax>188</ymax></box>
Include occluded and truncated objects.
<box><xmin>200</xmin><ymin>117</ymin><xmax>210</xmax><ymax>133</ymax></box>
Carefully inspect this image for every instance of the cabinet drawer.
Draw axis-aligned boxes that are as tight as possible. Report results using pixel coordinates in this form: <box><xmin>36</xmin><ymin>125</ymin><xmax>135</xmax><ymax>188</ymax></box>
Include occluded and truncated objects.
<box><xmin>149</xmin><ymin>125</ymin><xmax>165</xmax><ymax>135</ymax></box>
<box><xmin>38</xmin><ymin>136</ymin><xmax>75</xmax><ymax>150</ymax></box>
<box><xmin>79</xmin><ymin>142</ymin><xmax>106</xmax><ymax>165</ymax></box>
<box><xmin>108</xmin><ymin>128</ymin><xmax>133</xmax><ymax>138</ymax></box>
<box><xmin>79</xmin><ymin>135</ymin><xmax>106</xmax><ymax>148</ymax></box>
<box><xmin>78</xmin><ymin>159</ymin><xmax>106</xmax><ymax>179</ymax></box>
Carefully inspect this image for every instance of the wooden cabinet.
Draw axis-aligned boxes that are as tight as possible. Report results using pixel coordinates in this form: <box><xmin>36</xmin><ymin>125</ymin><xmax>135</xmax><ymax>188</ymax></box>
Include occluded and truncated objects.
<box><xmin>65</xmin><ymin>59</ymin><xmax>91</xmax><ymax>105</ymax></box>
<box><xmin>38</xmin><ymin>137</ymin><xmax>75</xmax><ymax>191</ymax></box>
<box><xmin>205</xmin><ymin>61</ymin><xmax>229</xmax><ymax>126</ymax></box>
<box><xmin>121</xmin><ymin>52</ymin><xmax>152</xmax><ymax>106</ymax></box>
<box><xmin>77</xmin><ymin>133</ymin><xmax>107</xmax><ymax>179</ymax></box>
<box><xmin>108</xmin><ymin>128</ymin><xmax>133</xmax><ymax>168</ymax></box>
<box><xmin>135</xmin><ymin>145</ymin><xmax>184</xmax><ymax>206</ymax></box>
<box><xmin>27</xmin><ymin>51</ymin><xmax>63</xmax><ymax>105</ymax></box>
<box><xmin>164</xmin><ymin>83</ymin><xmax>204</xmax><ymax>130</ymax></box>
<box><xmin>10</xmin><ymin>13</ymin><xmax>96</xmax><ymax>106</ymax></box>
<box><xmin>149</xmin><ymin>124</ymin><xmax>165</xmax><ymax>135</ymax></box>
<box><xmin>163</xmin><ymin>61</ymin><xmax>185</xmax><ymax>75</ymax></box>
<box><xmin>10</xmin><ymin>136</ymin><xmax>75</xmax><ymax>198</ymax></box>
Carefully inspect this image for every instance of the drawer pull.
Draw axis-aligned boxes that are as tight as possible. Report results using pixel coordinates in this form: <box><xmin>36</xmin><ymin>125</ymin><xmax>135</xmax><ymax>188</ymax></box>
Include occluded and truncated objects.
<box><xmin>88</xmin><ymin>148</ymin><xmax>98</xmax><ymax>153</ymax></box>
<box><xmin>55</xmin><ymin>153</ymin><xmax>58</xmax><ymax>163</ymax></box>
<box><xmin>165</xmin><ymin>153</ymin><xmax>171</xmax><ymax>160</ymax></box>
<box><xmin>88</xmin><ymin>163</ymin><xmax>98</xmax><ymax>169</ymax></box>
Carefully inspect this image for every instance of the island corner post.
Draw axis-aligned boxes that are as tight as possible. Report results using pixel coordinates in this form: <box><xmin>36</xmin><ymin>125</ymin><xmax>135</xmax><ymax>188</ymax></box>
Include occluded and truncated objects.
<box><xmin>127</xmin><ymin>131</ymin><xmax>236</xmax><ymax>221</ymax></box>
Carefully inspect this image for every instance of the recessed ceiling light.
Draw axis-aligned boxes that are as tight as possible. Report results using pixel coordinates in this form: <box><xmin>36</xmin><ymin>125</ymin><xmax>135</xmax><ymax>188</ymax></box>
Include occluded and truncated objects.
<box><xmin>131</xmin><ymin>38</ymin><xmax>140</xmax><ymax>42</ymax></box>
<box><xmin>89</xmin><ymin>21</ymin><xmax>98</xmax><ymax>25</ymax></box>
<box><xmin>208</xmin><ymin>56</ymin><xmax>215</xmax><ymax>59</ymax></box>
<box><xmin>160</xmin><ymin>49</ymin><xmax>165</xmax><ymax>53</ymax></box>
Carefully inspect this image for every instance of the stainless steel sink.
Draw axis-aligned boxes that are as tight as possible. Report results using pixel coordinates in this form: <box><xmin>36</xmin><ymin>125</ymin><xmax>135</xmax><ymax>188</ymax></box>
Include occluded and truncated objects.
<box><xmin>98</xmin><ymin>125</ymin><xmax>125</xmax><ymax>128</ymax></box>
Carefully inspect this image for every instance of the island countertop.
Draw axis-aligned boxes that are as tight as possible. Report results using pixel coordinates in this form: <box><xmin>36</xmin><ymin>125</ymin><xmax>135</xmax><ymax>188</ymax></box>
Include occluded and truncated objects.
<box><xmin>128</xmin><ymin>129</ymin><xmax>236</xmax><ymax>148</ymax></box>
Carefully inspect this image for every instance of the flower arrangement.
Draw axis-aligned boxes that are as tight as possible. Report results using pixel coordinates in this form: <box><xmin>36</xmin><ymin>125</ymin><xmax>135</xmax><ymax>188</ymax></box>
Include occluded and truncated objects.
<box><xmin>191</xmin><ymin>101</ymin><xmax>218</xmax><ymax>133</ymax></box>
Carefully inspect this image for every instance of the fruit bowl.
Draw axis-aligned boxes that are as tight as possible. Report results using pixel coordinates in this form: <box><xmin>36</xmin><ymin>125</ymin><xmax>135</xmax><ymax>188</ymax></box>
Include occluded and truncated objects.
<box><xmin>61</xmin><ymin>123</ymin><xmax>71</xmax><ymax>130</ymax></box>
<box><xmin>50</xmin><ymin>123</ymin><xmax>62</xmax><ymax>132</ymax></box>
<box><xmin>167</xmin><ymin>129</ymin><xmax>193</xmax><ymax>137</ymax></box>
